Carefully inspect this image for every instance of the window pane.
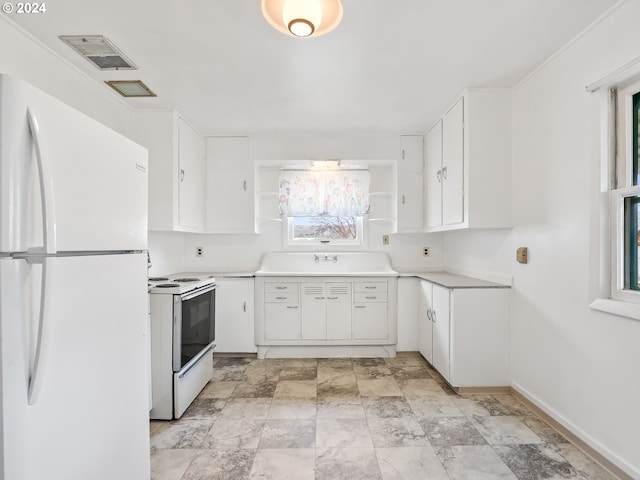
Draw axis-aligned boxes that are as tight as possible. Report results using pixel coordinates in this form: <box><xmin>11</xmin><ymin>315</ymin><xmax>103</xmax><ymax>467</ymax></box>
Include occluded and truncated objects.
<box><xmin>292</xmin><ymin>216</ymin><xmax>357</xmax><ymax>240</ymax></box>
<box><xmin>625</xmin><ymin>196</ymin><xmax>640</xmax><ymax>290</ymax></box>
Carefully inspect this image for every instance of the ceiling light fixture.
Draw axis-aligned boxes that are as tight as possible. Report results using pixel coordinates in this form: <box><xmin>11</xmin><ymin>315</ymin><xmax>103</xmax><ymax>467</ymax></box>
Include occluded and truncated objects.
<box><xmin>261</xmin><ymin>0</ymin><xmax>343</xmax><ymax>38</ymax></box>
<box><xmin>105</xmin><ymin>80</ymin><xmax>156</xmax><ymax>98</ymax></box>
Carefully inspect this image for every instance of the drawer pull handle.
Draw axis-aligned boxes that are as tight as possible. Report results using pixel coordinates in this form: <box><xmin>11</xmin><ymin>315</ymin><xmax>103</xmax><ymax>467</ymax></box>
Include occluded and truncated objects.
<box><xmin>286</xmin><ymin>305</ymin><xmax>298</xmax><ymax>309</ymax></box>
<box><xmin>365</xmin><ymin>296</ymin><xmax>377</xmax><ymax>299</ymax></box>
<box><xmin>327</xmin><ymin>296</ymin><xmax>338</xmax><ymax>300</ymax></box>
<box><xmin>276</xmin><ymin>296</ymin><xmax>287</xmax><ymax>300</ymax></box>
<box><xmin>364</xmin><ymin>286</ymin><xmax>377</xmax><ymax>289</ymax></box>
<box><xmin>275</xmin><ymin>286</ymin><xmax>287</xmax><ymax>290</ymax></box>
<box><xmin>315</xmin><ymin>296</ymin><xmax>325</xmax><ymax>300</ymax></box>
<box><xmin>354</xmin><ymin>305</ymin><xmax>366</xmax><ymax>309</ymax></box>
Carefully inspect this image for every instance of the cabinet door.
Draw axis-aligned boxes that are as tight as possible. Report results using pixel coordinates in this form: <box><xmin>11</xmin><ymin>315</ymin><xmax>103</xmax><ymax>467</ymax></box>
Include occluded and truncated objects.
<box><xmin>326</xmin><ymin>283</ymin><xmax>351</xmax><ymax>340</ymax></box>
<box><xmin>425</xmin><ymin>120</ymin><xmax>443</xmax><ymax>229</ymax></box>
<box><xmin>352</xmin><ymin>303</ymin><xmax>387</xmax><ymax>339</ymax></box>
<box><xmin>397</xmin><ymin>172</ymin><xmax>424</xmax><ymax>231</ymax></box>
<box><xmin>418</xmin><ymin>281</ymin><xmax>433</xmax><ymax>363</ymax></box>
<box><xmin>442</xmin><ymin>98</ymin><xmax>464</xmax><ymax>226</ymax></box>
<box><xmin>431</xmin><ymin>285</ymin><xmax>450</xmax><ymax>381</ymax></box>
<box><xmin>301</xmin><ymin>283</ymin><xmax>326</xmax><ymax>339</ymax></box>
<box><xmin>177</xmin><ymin>118</ymin><xmax>205</xmax><ymax>230</ymax></box>
<box><xmin>215</xmin><ymin>278</ymin><xmax>255</xmax><ymax>353</ymax></box>
<box><xmin>206</xmin><ymin>136</ymin><xmax>254</xmax><ymax>232</ymax></box>
<box><xmin>400</xmin><ymin>135</ymin><xmax>424</xmax><ymax>172</ymax></box>
<box><xmin>264</xmin><ymin>303</ymin><xmax>299</xmax><ymax>340</ymax></box>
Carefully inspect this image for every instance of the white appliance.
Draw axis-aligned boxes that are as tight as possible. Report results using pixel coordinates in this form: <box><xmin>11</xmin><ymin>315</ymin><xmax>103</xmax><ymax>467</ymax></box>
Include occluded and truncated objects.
<box><xmin>0</xmin><ymin>75</ymin><xmax>151</xmax><ymax>480</ymax></box>
<box><xmin>148</xmin><ymin>273</ymin><xmax>216</xmax><ymax>420</ymax></box>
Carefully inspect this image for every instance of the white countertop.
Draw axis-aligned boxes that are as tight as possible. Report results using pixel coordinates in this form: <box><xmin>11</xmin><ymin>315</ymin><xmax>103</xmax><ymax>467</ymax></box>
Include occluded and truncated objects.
<box><xmin>172</xmin><ymin>266</ymin><xmax>510</xmax><ymax>288</ymax></box>
<box><xmin>399</xmin><ymin>271</ymin><xmax>511</xmax><ymax>289</ymax></box>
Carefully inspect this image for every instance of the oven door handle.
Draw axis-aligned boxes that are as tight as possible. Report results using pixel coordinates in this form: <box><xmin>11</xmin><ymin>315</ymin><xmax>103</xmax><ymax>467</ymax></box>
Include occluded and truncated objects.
<box><xmin>177</xmin><ymin>342</ymin><xmax>216</xmax><ymax>379</ymax></box>
<box><xmin>180</xmin><ymin>283</ymin><xmax>216</xmax><ymax>301</ymax></box>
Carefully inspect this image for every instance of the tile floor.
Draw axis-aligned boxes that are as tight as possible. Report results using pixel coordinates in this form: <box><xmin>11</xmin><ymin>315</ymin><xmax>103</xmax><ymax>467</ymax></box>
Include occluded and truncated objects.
<box><xmin>149</xmin><ymin>354</ymin><xmax>615</xmax><ymax>480</ymax></box>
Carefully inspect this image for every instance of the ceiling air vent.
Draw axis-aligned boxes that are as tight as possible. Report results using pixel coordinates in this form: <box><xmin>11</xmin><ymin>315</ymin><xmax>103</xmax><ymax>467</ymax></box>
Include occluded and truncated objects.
<box><xmin>59</xmin><ymin>35</ymin><xmax>137</xmax><ymax>70</ymax></box>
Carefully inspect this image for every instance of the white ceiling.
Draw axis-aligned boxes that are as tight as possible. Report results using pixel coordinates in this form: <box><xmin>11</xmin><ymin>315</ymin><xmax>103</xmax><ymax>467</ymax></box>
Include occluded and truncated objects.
<box><xmin>10</xmin><ymin>0</ymin><xmax>618</xmax><ymax>135</ymax></box>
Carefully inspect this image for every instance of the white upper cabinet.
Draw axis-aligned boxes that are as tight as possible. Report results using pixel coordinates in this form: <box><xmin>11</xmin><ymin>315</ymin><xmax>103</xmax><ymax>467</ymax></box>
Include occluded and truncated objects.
<box><xmin>177</xmin><ymin>118</ymin><xmax>206</xmax><ymax>231</ymax></box>
<box><xmin>136</xmin><ymin>111</ymin><xmax>205</xmax><ymax>232</ymax></box>
<box><xmin>206</xmin><ymin>136</ymin><xmax>255</xmax><ymax>233</ymax></box>
<box><xmin>442</xmin><ymin>98</ymin><xmax>464</xmax><ymax>226</ymax></box>
<box><xmin>425</xmin><ymin>121</ymin><xmax>443</xmax><ymax>229</ymax></box>
<box><xmin>424</xmin><ymin>89</ymin><xmax>512</xmax><ymax>232</ymax></box>
<box><xmin>397</xmin><ymin>135</ymin><xmax>424</xmax><ymax>232</ymax></box>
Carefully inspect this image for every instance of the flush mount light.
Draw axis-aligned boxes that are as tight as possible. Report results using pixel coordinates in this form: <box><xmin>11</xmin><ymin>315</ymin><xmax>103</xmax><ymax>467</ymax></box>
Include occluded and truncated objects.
<box><xmin>262</xmin><ymin>0</ymin><xmax>343</xmax><ymax>38</ymax></box>
<box><xmin>105</xmin><ymin>80</ymin><xmax>156</xmax><ymax>98</ymax></box>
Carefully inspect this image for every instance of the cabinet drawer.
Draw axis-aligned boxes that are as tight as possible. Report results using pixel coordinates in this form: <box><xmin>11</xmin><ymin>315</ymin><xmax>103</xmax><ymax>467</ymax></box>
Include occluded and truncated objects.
<box><xmin>354</xmin><ymin>282</ymin><xmax>388</xmax><ymax>293</ymax></box>
<box><xmin>354</xmin><ymin>292</ymin><xmax>388</xmax><ymax>303</ymax></box>
<box><xmin>264</xmin><ymin>292</ymin><xmax>299</xmax><ymax>303</ymax></box>
<box><xmin>265</xmin><ymin>282</ymin><xmax>299</xmax><ymax>293</ymax></box>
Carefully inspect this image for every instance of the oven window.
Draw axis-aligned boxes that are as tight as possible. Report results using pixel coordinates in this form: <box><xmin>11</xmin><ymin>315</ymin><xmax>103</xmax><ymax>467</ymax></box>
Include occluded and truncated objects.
<box><xmin>180</xmin><ymin>288</ymin><xmax>215</xmax><ymax>369</ymax></box>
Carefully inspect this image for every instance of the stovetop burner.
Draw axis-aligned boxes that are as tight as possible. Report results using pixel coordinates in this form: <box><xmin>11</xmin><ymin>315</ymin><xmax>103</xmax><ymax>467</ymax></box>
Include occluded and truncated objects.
<box><xmin>173</xmin><ymin>277</ymin><xmax>200</xmax><ymax>282</ymax></box>
<box><xmin>155</xmin><ymin>283</ymin><xmax>178</xmax><ymax>288</ymax></box>
<box><xmin>149</xmin><ymin>277</ymin><xmax>169</xmax><ymax>281</ymax></box>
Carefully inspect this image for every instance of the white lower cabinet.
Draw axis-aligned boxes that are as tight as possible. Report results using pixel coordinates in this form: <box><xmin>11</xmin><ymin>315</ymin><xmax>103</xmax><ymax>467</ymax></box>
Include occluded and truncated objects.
<box><xmin>326</xmin><ymin>283</ymin><xmax>352</xmax><ymax>339</ymax></box>
<box><xmin>419</xmin><ymin>279</ymin><xmax>510</xmax><ymax>388</ymax></box>
<box><xmin>255</xmin><ymin>276</ymin><xmax>397</xmax><ymax>357</ymax></box>
<box><xmin>214</xmin><ymin>277</ymin><xmax>256</xmax><ymax>353</ymax></box>
<box><xmin>352</xmin><ymin>281</ymin><xmax>388</xmax><ymax>339</ymax></box>
<box><xmin>264</xmin><ymin>282</ymin><xmax>299</xmax><ymax>340</ymax></box>
<box><xmin>264</xmin><ymin>303</ymin><xmax>300</xmax><ymax>339</ymax></box>
<box><xmin>301</xmin><ymin>282</ymin><xmax>352</xmax><ymax>340</ymax></box>
<box><xmin>431</xmin><ymin>285</ymin><xmax>451</xmax><ymax>382</ymax></box>
<box><xmin>417</xmin><ymin>280</ymin><xmax>433</xmax><ymax>363</ymax></box>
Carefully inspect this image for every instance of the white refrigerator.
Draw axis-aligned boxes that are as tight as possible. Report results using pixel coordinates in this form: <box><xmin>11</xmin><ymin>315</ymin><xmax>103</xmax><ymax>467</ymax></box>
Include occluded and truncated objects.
<box><xmin>0</xmin><ymin>75</ymin><xmax>151</xmax><ymax>480</ymax></box>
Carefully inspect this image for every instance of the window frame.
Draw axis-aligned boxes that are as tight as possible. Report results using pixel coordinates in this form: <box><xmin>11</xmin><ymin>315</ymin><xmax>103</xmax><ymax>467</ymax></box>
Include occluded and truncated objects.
<box><xmin>609</xmin><ymin>80</ymin><xmax>640</xmax><ymax>304</ymax></box>
<box><xmin>285</xmin><ymin>215</ymin><xmax>365</xmax><ymax>248</ymax></box>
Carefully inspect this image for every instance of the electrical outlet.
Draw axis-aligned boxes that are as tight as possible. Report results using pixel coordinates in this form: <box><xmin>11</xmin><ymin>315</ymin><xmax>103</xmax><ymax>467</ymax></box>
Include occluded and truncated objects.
<box><xmin>423</xmin><ymin>247</ymin><xmax>429</xmax><ymax>257</ymax></box>
<box><xmin>516</xmin><ymin>247</ymin><xmax>528</xmax><ymax>264</ymax></box>
<box><xmin>196</xmin><ymin>247</ymin><xmax>203</xmax><ymax>257</ymax></box>
<box><xmin>382</xmin><ymin>235</ymin><xmax>390</xmax><ymax>245</ymax></box>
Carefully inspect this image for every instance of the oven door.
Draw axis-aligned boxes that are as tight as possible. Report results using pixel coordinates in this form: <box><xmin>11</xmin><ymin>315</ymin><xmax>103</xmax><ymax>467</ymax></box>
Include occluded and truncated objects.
<box><xmin>173</xmin><ymin>284</ymin><xmax>216</xmax><ymax>372</ymax></box>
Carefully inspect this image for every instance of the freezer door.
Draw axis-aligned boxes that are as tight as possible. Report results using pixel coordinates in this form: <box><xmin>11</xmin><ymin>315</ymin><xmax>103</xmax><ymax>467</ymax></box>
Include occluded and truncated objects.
<box><xmin>0</xmin><ymin>253</ymin><xmax>150</xmax><ymax>480</ymax></box>
<box><xmin>0</xmin><ymin>74</ymin><xmax>147</xmax><ymax>253</ymax></box>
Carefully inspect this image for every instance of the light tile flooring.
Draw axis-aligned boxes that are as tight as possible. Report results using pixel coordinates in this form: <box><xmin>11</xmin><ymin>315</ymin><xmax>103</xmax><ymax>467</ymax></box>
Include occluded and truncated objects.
<box><xmin>150</xmin><ymin>354</ymin><xmax>615</xmax><ymax>480</ymax></box>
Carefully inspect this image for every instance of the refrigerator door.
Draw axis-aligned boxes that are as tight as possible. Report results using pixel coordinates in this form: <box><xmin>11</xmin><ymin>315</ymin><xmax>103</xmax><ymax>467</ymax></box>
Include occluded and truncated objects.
<box><xmin>0</xmin><ymin>253</ymin><xmax>150</xmax><ymax>480</ymax></box>
<box><xmin>0</xmin><ymin>74</ymin><xmax>148</xmax><ymax>254</ymax></box>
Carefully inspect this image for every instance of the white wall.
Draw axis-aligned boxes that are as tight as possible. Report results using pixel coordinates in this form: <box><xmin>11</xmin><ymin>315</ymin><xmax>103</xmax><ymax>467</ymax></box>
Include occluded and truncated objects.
<box><xmin>444</xmin><ymin>1</ymin><xmax>640</xmax><ymax>476</ymax></box>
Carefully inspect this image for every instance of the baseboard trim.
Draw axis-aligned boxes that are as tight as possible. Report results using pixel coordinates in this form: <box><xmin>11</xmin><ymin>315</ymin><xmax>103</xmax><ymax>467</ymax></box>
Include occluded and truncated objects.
<box><xmin>455</xmin><ymin>386</ymin><xmax>512</xmax><ymax>395</ymax></box>
<box><xmin>511</xmin><ymin>385</ymin><xmax>636</xmax><ymax>480</ymax></box>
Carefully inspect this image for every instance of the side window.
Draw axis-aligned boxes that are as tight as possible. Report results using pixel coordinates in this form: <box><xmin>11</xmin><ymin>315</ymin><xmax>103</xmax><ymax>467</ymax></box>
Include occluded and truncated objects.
<box><xmin>626</xmin><ymin>93</ymin><xmax>640</xmax><ymax>290</ymax></box>
<box><xmin>611</xmin><ymin>83</ymin><xmax>640</xmax><ymax>301</ymax></box>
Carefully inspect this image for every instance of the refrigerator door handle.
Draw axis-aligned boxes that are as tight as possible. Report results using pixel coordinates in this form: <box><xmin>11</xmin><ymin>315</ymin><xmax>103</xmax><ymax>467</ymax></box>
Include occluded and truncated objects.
<box><xmin>28</xmin><ymin>257</ymin><xmax>53</xmax><ymax>405</ymax></box>
<box><xmin>27</xmin><ymin>107</ymin><xmax>57</xmax><ymax>255</ymax></box>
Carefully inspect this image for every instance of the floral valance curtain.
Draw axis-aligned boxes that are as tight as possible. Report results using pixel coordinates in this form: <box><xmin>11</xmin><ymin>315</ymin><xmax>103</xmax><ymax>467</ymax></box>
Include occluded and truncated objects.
<box><xmin>279</xmin><ymin>169</ymin><xmax>370</xmax><ymax>216</ymax></box>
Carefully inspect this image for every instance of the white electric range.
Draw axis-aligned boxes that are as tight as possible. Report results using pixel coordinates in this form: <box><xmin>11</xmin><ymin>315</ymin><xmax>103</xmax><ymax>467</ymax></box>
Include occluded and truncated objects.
<box><xmin>148</xmin><ymin>272</ymin><xmax>216</xmax><ymax>419</ymax></box>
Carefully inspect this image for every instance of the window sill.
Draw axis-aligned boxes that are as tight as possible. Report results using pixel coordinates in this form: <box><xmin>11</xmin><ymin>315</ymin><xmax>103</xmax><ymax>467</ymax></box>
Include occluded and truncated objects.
<box><xmin>589</xmin><ymin>298</ymin><xmax>640</xmax><ymax>321</ymax></box>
